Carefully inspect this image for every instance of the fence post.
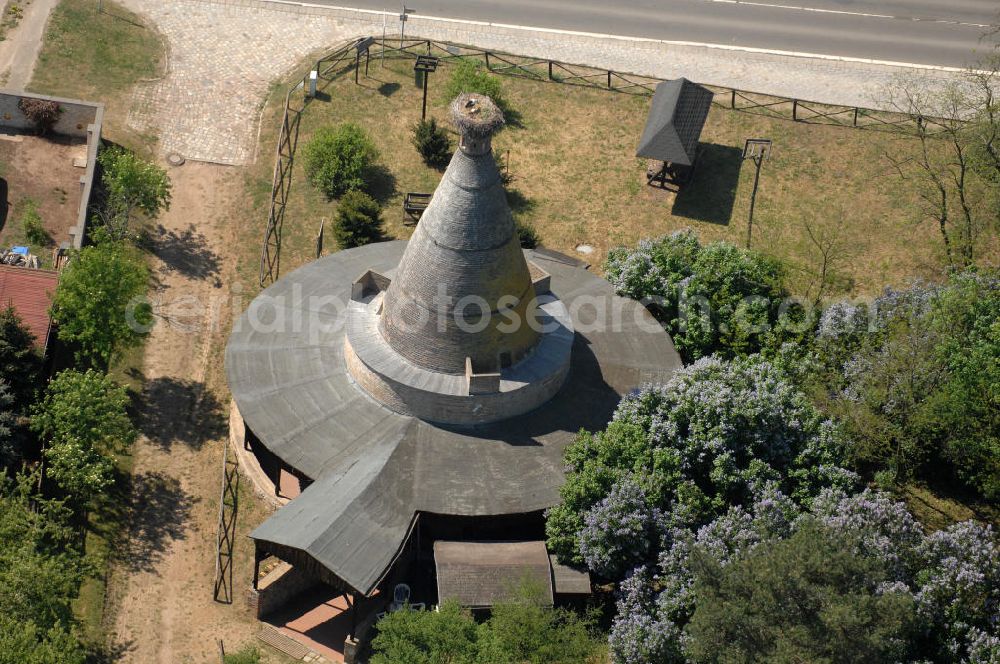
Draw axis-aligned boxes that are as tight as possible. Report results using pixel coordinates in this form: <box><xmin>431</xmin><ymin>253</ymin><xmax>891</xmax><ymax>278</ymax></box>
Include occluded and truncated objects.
<box><xmin>485</xmin><ymin>51</ymin><xmax>491</xmax><ymax>70</ymax></box>
<box><xmin>607</xmin><ymin>70</ymin><xmax>612</xmax><ymax>89</ymax></box>
<box><xmin>731</xmin><ymin>89</ymin><xmax>736</xmax><ymax>109</ymax></box>
<box><xmin>792</xmin><ymin>99</ymin><xmax>797</xmax><ymax>121</ymax></box>
<box><xmin>548</xmin><ymin>61</ymin><xmax>553</xmax><ymax>80</ymax></box>
<box><xmin>853</xmin><ymin>107</ymin><xmax>859</xmax><ymax>127</ymax></box>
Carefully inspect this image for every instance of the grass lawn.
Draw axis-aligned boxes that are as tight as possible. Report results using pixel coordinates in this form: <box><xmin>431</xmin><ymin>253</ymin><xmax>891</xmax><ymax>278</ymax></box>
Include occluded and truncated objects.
<box><xmin>246</xmin><ymin>53</ymin><xmax>979</xmax><ymax>299</ymax></box>
<box><xmin>28</xmin><ymin>0</ymin><xmax>164</xmax><ymax>149</ymax></box>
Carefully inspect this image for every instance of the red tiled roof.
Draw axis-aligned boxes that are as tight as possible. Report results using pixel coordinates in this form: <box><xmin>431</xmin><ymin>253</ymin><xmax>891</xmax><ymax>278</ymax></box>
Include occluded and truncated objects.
<box><xmin>0</xmin><ymin>265</ymin><xmax>59</xmax><ymax>351</ymax></box>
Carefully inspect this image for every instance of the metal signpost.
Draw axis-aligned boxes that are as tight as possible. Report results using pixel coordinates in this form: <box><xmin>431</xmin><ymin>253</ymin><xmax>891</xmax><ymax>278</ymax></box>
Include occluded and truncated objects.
<box><xmin>400</xmin><ymin>5</ymin><xmax>414</xmax><ymax>49</ymax></box>
<box><xmin>742</xmin><ymin>138</ymin><xmax>772</xmax><ymax>249</ymax></box>
<box><xmin>355</xmin><ymin>36</ymin><xmax>375</xmax><ymax>84</ymax></box>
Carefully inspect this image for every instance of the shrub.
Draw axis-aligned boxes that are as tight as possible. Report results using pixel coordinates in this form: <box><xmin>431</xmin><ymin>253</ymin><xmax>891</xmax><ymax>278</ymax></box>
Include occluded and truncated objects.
<box><xmin>604</xmin><ymin>230</ymin><xmax>798</xmax><ymax>361</ymax></box>
<box><xmin>444</xmin><ymin>59</ymin><xmax>507</xmax><ymax>113</ymax></box>
<box><xmin>515</xmin><ymin>218</ymin><xmax>539</xmax><ymax>249</ymax></box>
<box><xmin>17</xmin><ymin>98</ymin><xmax>61</xmax><ymax>135</ymax></box>
<box><xmin>303</xmin><ymin>123</ymin><xmax>379</xmax><ymax>199</ymax></box>
<box><xmin>412</xmin><ymin>118</ymin><xmax>451</xmax><ymax>169</ymax></box>
<box><xmin>333</xmin><ymin>190</ymin><xmax>384</xmax><ymax>249</ymax></box>
<box><xmin>222</xmin><ymin>645</ymin><xmax>260</xmax><ymax>664</ymax></box>
<box><xmin>371</xmin><ymin>581</ymin><xmax>602</xmax><ymax>664</ymax></box>
<box><xmin>19</xmin><ymin>201</ymin><xmax>48</xmax><ymax>246</ymax></box>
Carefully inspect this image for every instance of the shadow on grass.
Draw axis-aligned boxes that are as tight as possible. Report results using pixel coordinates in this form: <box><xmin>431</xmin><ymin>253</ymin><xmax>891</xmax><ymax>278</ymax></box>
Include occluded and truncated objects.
<box><xmin>377</xmin><ymin>81</ymin><xmax>402</xmax><ymax>97</ymax></box>
<box><xmin>0</xmin><ymin>179</ymin><xmax>7</xmax><ymax>230</ymax></box>
<box><xmin>88</xmin><ymin>637</ymin><xmax>136</xmax><ymax>663</ymax></box>
<box><xmin>153</xmin><ymin>223</ymin><xmax>222</xmax><ymax>284</ymax></box>
<box><xmin>367</xmin><ymin>164</ymin><xmax>398</xmax><ymax>205</ymax></box>
<box><xmin>135</xmin><ymin>376</ymin><xmax>227</xmax><ymax>452</ymax></box>
<box><xmin>671</xmin><ymin>143</ymin><xmax>743</xmax><ymax>225</ymax></box>
<box><xmin>505</xmin><ymin>188</ymin><xmax>536</xmax><ymax>216</ymax></box>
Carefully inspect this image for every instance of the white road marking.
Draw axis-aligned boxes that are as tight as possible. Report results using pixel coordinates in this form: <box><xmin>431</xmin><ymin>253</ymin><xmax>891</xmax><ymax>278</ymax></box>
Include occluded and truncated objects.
<box><xmin>699</xmin><ymin>0</ymin><xmax>995</xmax><ymax>29</ymax></box>
<box><xmin>259</xmin><ymin>0</ymin><xmax>989</xmax><ymax>73</ymax></box>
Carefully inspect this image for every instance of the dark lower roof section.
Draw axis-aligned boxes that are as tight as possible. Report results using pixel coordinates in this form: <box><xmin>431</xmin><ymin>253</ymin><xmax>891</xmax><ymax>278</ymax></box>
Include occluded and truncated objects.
<box><xmin>434</xmin><ymin>540</ymin><xmax>553</xmax><ymax>609</ymax></box>
<box><xmin>636</xmin><ymin>78</ymin><xmax>714</xmax><ymax>166</ymax></box>
<box><xmin>549</xmin><ymin>555</ymin><xmax>592</xmax><ymax>595</ymax></box>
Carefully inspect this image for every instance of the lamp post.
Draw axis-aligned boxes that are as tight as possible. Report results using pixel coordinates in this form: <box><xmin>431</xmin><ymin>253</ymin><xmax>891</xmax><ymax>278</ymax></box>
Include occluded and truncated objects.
<box><xmin>742</xmin><ymin>138</ymin><xmax>772</xmax><ymax>249</ymax></box>
<box><xmin>414</xmin><ymin>55</ymin><xmax>439</xmax><ymax>121</ymax></box>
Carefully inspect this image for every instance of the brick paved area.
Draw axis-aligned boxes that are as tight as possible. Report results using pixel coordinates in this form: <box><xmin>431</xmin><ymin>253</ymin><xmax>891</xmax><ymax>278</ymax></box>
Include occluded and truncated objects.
<box><xmin>121</xmin><ymin>0</ymin><xmax>351</xmax><ymax>164</ymax></box>
<box><xmin>121</xmin><ymin>0</ymin><xmax>966</xmax><ymax>165</ymax></box>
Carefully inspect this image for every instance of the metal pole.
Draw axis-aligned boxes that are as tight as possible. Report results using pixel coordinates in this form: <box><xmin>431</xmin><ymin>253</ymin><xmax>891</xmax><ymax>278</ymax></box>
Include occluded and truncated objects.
<box><xmin>355</xmin><ymin>51</ymin><xmax>360</xmax><ymax>84</ymax></box>
<box><xmin>382</xmin><ymin>11</ymin><xmax>386</xmax><ymax>67</ymax></box>
<box><xmin>746</xmin><ymin>155</ymin><xmax>763</xmax><ymax>249</ymax></box>
<box><xmin>421</xmin><ymin>71</ymin><xmax>429</xmax><ymax>120</ymax></box>
<box><xmin>349</xmin><ymin>593</ymin><xmax>358</xmax><ymax>639</ymax></box>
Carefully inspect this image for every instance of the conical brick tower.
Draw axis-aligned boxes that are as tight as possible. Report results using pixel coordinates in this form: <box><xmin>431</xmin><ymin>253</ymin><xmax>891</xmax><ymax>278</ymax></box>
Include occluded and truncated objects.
<box><xmin>344</xmin><ymin>94</ymin><xmax>573</xmax><ymax>425</ymax></box>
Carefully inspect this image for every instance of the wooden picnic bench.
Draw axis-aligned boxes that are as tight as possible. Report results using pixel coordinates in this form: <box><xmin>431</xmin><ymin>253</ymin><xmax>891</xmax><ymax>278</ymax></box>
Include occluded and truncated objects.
<box><xmin>403</xmin><ymin>192</ymin><xmax>432</xmax><ymax>224</ymax></box>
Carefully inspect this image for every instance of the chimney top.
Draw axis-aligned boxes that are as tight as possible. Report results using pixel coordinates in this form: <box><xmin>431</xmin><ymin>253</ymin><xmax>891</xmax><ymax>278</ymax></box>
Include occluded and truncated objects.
<box><xmin>450</xmin><ymin>93</ymin><xmax>504</xmax><ymax>156</ymax></box>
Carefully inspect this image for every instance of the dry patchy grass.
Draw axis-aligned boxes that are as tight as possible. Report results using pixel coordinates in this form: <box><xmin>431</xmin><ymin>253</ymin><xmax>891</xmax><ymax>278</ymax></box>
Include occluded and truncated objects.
<box><xmin>246</xmin><ymin>54</ymin><xmax>974</xmax><ymax>298</ymax></box>
<box><xmin>28</xmin><ymin>0</ymin><xmax>164</xmax><ymax>149</ymax></box>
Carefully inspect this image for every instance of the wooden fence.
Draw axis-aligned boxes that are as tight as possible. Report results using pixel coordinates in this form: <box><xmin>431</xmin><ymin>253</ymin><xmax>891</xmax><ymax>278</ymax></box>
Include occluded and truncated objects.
<box><xmin>260</xmin><ymin>35</ymin><xmax>944</xmax><ymax>287</ymax></box>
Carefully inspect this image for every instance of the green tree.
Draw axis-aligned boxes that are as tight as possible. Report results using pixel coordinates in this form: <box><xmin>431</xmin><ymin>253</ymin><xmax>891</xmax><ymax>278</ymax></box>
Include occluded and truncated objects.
<box><xmin>0</xmin><ymin>472</ymin><xmax>86</xmax><ymax>663</ymax></box>
<box><xmin>371</xmin><ymin>581</ymin><xmax>601</xmax><ymax>664</ymax></box>
<box><xmin>370</xmin><ymin>600</ymin><xmax>479</xmax><ymax>664</ymax></box>
<box><xmin>604</xmin><ymin>231</ymin><xmax>798</xmax><ymax>362</ymax></box>
<box><xmin>0</xmin><ymin>615</ymin><xmax>86</xmax><ymax>664</ymax></box>
<box><xmin>546</xmin><ymin>356</ymin><xmax>855</xmax><ymax>566</ymax></box>
<box><xmin>333</xmin><ymin>190</ymin><xmax>384</xmax><ymax>249</ymax></box>
<box><xmin>0</xmin><ymin>382</ymin><xmax>21</xmax><ymax>471</ymax></box>
<box><xmin>821</xmin><ymin>272</ymin><xmax>1000</xmax><ymax>499</ymax></box>
<box><xmin>96</xmin><ymin>145</ymin><xmax>172</xmax><ymax>242</ymax></box>
<box><xmin>444</xmin><ymin>59</ymin><xmax>508</xmax><ymax>114</ymax></box>
<box><xmin>0</xmin><ymin>305</ymin><xmax>42</xmax><ymax>410</ymax></box>
<box><xmin>412</xmin><ymin>117</ymin><xmax>452</xmax><ymax>169</ymax></box>
<box><xmin>686</xmin><ymin>520</ymin><xmax>918</xmax><ymax>664</ymax></box>
<box><xmin>925</xmin><ymin>272</ymin><xmax>1000</xmax><ymax>498</ymax></box>
<box><xmin>477</xmin><ymin>578</ymin><xmax>601</xmax><ymax>664</ymax></box>
<box><xmin>31</xmin><ymin>369</ymin><xmax>136</xmax><ymax>501</ymax></box>
<box><xmin>303</xmin><ymin>123</ymin><xmax>379</xmax><ymax>199</ymax></box>
<box><xmin>50</xmin><ymin>242</ymin><xmax>151</xmax><ymax>369</ymax></box>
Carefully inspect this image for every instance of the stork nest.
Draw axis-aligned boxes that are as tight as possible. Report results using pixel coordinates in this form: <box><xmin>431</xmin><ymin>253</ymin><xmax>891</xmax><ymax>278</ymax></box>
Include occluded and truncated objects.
<box><xmin>449</xmin><ymin>93</ymin><xmax>505</xmax><ymax>138</ymax></box>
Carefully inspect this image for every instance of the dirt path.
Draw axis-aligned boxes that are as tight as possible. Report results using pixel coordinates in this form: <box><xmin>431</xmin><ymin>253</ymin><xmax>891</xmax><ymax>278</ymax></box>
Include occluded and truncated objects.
<box><xmin>0</xmin><ymin>0</ymin><xmax>60</xmax><ymax>89</ymax></box>
<box><xmin>105</xmin><ymin>162</ymin><xmax>267</xmax><ymax>663</ymax></box>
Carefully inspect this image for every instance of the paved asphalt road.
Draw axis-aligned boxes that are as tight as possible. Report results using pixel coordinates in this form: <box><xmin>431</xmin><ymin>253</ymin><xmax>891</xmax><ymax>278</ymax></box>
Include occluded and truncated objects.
<box><xmin>307</xmin><ymin>0</ymin><xmax>998</xmax><ymax>68</ymax></box>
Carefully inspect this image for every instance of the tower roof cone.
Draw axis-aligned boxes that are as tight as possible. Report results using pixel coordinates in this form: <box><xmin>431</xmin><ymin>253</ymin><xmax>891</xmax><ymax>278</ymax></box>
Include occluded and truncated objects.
<box><xmin>378</xmin><ymin>94</ymin><xmax>540</xmax><ymax>374</ymax></box>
